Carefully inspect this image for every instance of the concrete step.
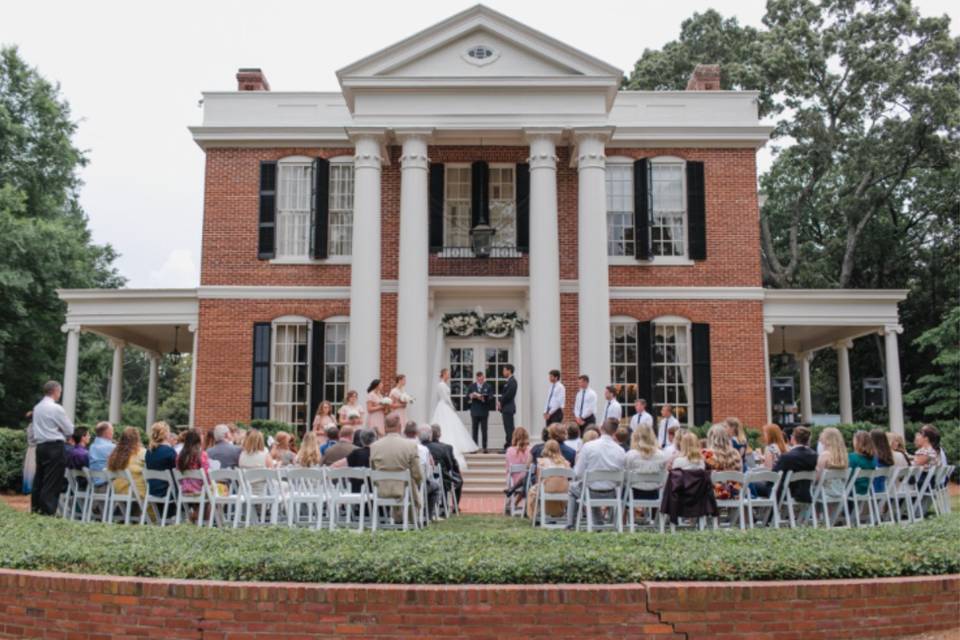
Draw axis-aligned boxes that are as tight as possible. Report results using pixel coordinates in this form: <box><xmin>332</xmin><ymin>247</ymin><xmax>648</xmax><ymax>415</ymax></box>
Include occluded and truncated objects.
<box><xmin>462</xmin><ymin>453</ymin><xmax>508</xmax><ymax>494</ymax></box>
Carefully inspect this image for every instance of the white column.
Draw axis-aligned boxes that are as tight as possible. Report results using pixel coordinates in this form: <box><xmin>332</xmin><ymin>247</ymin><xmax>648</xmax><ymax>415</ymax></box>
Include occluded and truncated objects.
<box><xmin>395</xmin><ymin>131</ymin><xmax>431</xmax><ymax>422</ymax></box>
<box><xmin>884</xmin><ymin>326</ymin><xmax>905</xmax><ymax>436</ymax></box>
<box><xmin>189</xmin><ymin>324</ymin><xmax>199</xmax><ymax>428</ymax></box>
<box><xmin>347</xmin><ymin>131</ymin><xmax>385</xmax><ymax>394</ymax></box>
<box><xmin>763</xmin><ymin>325</ymin><xmax>774</xmax><ymax>424</ymax></box>
<box><xmin>525</xmin><ymin>130</ymin><xmax>562</xmax><ymax>420</ymax></box>
<box><xmin>835</xmin><ymin>339</ymin><xmax>854</xmax><ymax>424</ymax></box>
<box><xmin>108</xmin><ymin>338</ymin><xmax>124</xmax><ymax>425</ymax></box>
<box><xmin>798</xmin><ymin>351</ymin><xmax>813</xmax><ymax>424</ymax></box>
<box><xmin>61</xmin><ymin>324</ymin><xmax>81</xmax><ymax>421</ymax></box>
<box><xmin>574</xmin><ymin>130</ymin><xmax>612</xmax><ymax>391</ymax></box>
<box><xmin>146</xmin><ymin>352</ymin><xmax>160</xmax><ymax>428</ymax></box>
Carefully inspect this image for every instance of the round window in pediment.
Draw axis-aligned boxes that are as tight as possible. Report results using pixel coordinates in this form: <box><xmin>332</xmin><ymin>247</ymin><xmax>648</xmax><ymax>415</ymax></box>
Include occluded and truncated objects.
<box><xmin>462</xmin><ymin>45</ymin><xmax>500</xmax><ymax>66</ymax></box>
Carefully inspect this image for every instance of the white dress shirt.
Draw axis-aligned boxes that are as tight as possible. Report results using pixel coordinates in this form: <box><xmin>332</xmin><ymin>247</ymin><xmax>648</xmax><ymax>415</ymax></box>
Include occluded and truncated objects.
<box><xmin>30</xmin><ymin>396</ymin><xmax>74</xmax><ymax>443</ymax></box>
<box><xmin>630</xmin><ymin>411</ymin><xmax>654</xmax><ymax>432</ymax></box>
<box><xmin>574</xmin><ymin>387</ymin><xmax>598</xmax><ymax>420</ymax></box>
<box><xmin>573</xmin><ymin>434</ymin><xmax>626</xmax><ymax>490</ymax></box>
<box><xmin>656</xmin><ymin>415</ymin><xmax>680</xmax><ymax>447</ymax></box>
<box><xmin>601</xmin><ymin>398</ymin><xmax>622</xmax><ymax>423</ymax></box>
<box><xmin>544</xmin><ymin>381</ymin><xmax>565</xmax><ymax>415</ymax></box>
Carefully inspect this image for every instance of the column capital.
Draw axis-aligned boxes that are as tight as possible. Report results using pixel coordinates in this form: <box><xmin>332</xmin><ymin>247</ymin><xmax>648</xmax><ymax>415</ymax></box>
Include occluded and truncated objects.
<box><xmin>398</xmin><ymin>133</ymin><xmax>430</xmax><ymax>170</ymax></box>
<box><xmin>107</xmin><ymin>337</ymin><xmax>126</xmax><ymax>350</ymax></box>
<box><xmin>572</xmin><ymin>129</ymin><xmax>613</xmax><ymax>170</ymax></box>
<box><xmin>523</xmin><ymin>127</ymin><xmax>563</xmax><ymax>143</ymax></box>
<box><xmin>764</xmin><ymin>324</ymin><xmax>776</xmax><ymax>334</ymax></box>
<box><xmin>796</xmin><ymin>351</ymin><xmax>815</xmax><ymax>363</ymax></box>
<box><xmin>881</xmin><ymin>324</ymin><xmax>904</xmax><ymax>335</ymax></box>
<box><xmin>833</xmin><ymin>339</ymin><xmax>854</xmax><ymax>351</ymax></box>
<box><xmin>347</xmin><ymin>128</ymin><xmax>389</xmax><ymax>168</ymax></box>
<box><xmin>571</xmin><ymin>126</ymin><xmax>615</xmax><ymax>143</ymax></box>
<box><xmin>394</xmin><ymin>127</ymin><xmax>434</xmax><ymax>142</ymax></box>
<box><xmin>145</xmin><ymin>350</ymin><xmax>162</xmax><ymax>362</ymax></box>
<box><xmin>60</xmin><ymin>323</ymin><xmax>81</xmax><ymax>334</ymax></box>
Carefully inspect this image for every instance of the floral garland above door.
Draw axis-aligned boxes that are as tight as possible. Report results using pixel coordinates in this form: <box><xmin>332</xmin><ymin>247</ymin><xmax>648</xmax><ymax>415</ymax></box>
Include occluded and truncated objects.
<box><xmin>441</xmin><ymin>310</ymin><xmax>527</xmax><ymax>338</ymax></box>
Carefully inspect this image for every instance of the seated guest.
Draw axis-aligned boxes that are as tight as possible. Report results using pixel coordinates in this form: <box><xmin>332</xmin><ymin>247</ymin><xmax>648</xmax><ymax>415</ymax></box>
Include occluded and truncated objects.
<box><xmin>773</xmin><ymin>425</ymin><xmax>818</xmax><ymax>503</ymax></box>
<box><xmin>703</xmin><ymin>424</ymin><xmax>741</xmax><ymax>499</ymax></box>
<box><xmin>207</xmin><ymin>423</ymin><xmax>242</xmax><ymax>469</ymax></box>
<box><xmin>202</xmin><ymin>428</ymin><xmax>216</xmax><ymax>452</ymax></box>
<box><xmin>662</xmin><ymin>425</ymin><xmax>680</xmax><ymax>458</ymax></box>
<box><xmin>64</xmin><ymin>426</ymin><xmax>90</xmax><ymax>470</ymax></box>
<box><xmin>504</xmin><ymin>427</ymin><xmax>532</xmax><ymax>506</ymax></box>
<box><xmin>270</xmin><ymin>431</ymin><xmax>296</xmax><ymax>467</ymax></box>
<box><xmin>913</xmin><ymin>424</ymin><xmax>942</xmax><ymax>469</ymax></box>
<box><xmin>848</xmin><ymin>430</ymin><xmax>877</xmax><ymax>495</ymax></box>
<box><xmin>176</xmin><ymin>429</ymin><xmax>210</xmax><ymax>495</ymax></box>
<box><xmin>321</xmin><ymin>425</ymin><xmax>356</xmax><ymax>466</ymax></box>
<box><xmin>550</xmin><ymin>423</ymin><xmax>577</xmax><ymax>466</ymax></box>
<box><xmin>887</xmin><ymin>432</ymin><xmax>911</xmax><ymax>467</ymax></box>
<box><xmin>145</xmin><ymin>421</ymin><xmax>177</xmax><ymax>498</ymax></box>
<box><xmin>564</xmin><ymin>423</ymin><xmax>582</xmax><ymax>452</ymax></box>
<box><xmin>761</xmin><ymin>423</ymin><xmax>788</xmax><ymax>469</ymax></box>
<box><xmin>529</xmin><ymin>427</ymin><xmax>550</xmax><ymax>467</ymax></box>
<box><xmin>88</xmin><ymin>421</ymin><xmax>115</xmax><ymax>486</ymax></box>
<box><xmin>426</xmin><ymin>424</ymin><xmax>462</xmax><ymax>506</ymax></box>
<box><xmin>526</xmin><ymin>439</ymin><xmax>571</xmax><ymax>519</ymax></box>
<box><xmin>816</xmin><ymin>427</ymin><xmax>849</xmax><ymax>498</ymax></box>
<box><xmin>725</xmin><ymin>417</ymin><xmax>751</xmax><ymax>470</ymax></box>
<box><xmin>370</xmin><ymin>414</ymin><xmax>423</xmax><ymax>512</ymax></box>
<box><xmin>174</xmin><ymin>429</ymin><xmax>188</xmax><ymax>455</ymax></box>
<box><xmin>345</xmin><ymin>428</ymin><xmax>377</xmax><ymax>491</ymax></box>
<box><xmin>320</xmin><ymin>425</ymin><xmax>340</xmax><ymax>455</ymax></box>
<box><xmin>107</xmin><ymin>426</ymin><xmax>147</xmax><ymax>499</ymax></box>
<box><xmin>312</xmin><ymin>401</ymin><xmax>337</xmax><ymax>434</ymax></box>
<box><xmin>415</xmin><ymin>423</ymin><xmax>442</xmax><ymax>517</ymax></box>
<box><xmin>625</xmin><ymin>423</ymin><xmax>669</xmax><ymax>500</ymax></box>
<box><xmin>582</xmin><ymin>429</ymin><xmax>599</xmax><ymax>446</ymax></box>
<box><xmin>238</xmin><ymin>430</ymin><xmax>273</xmax><ymax>494</ymax></box>
<box><xmin>296</xmin><ymin>432</ymin><xmax>322</xmax><ymax>468</ymax></box>
<box><xmin>615</xmin><ymin>425</ymin><xmax>631</xmax><ymax>452</ymax></box>
<box><xmin>232</xmin><ymin>428</ymin><xmax>247</xmax><ymax>447</ymax></box>
<box><xmin>566</xmin><ymin>419</ymin><xmax>626</xmax><ymax>528</ymax></box>
<box><xmin>871</xmin><ymin>428</ymin><xmax>895</xmax><ymax>493</ymax></box>
<box><xmin>670</xmin><ymin>432</ymin><xmax>706</xmax><ymax>471</ymax></box>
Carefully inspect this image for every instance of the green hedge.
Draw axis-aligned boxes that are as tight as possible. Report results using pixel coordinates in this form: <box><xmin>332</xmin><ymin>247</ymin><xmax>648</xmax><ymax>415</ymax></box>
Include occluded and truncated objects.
<box><xmin>0</xmin><ymin>428</ymin><xmax>28</xmax><ymax>492</ymax></box>
<box><xmin>236</xmin><ymin>419</ymin><xmax>301</xmax><ymax>443</ymax></box>
<box><xmin>0</xmin><ymin>506</ymin><xmax>956</xmax><ymax>583</ymax></box>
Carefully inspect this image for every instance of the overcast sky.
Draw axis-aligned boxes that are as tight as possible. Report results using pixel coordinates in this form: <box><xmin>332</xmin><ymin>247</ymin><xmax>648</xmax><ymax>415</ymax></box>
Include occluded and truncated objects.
<box><xmin>2</xmin><ymin>0</ymin><xmax>956</xmax><ymax>288</ymax></box>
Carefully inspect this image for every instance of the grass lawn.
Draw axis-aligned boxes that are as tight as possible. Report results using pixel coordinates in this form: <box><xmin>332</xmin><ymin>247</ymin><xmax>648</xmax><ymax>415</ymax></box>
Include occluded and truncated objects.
<box><xmin>0</xmin><ymin>503</ymin><xmax>957</xmax><ymax>584</ymax></box>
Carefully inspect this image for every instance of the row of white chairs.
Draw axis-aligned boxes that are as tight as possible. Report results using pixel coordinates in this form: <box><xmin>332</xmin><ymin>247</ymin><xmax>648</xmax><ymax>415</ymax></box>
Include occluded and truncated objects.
<box><xmin>59</xmin><ymin>464</ymin><xmax>458</xmax><ymax>532</ymax></box>
<box><xmin>521</xmin><ymin>464</ymin><xmax>954</xmax><ymax>533</ymax></box>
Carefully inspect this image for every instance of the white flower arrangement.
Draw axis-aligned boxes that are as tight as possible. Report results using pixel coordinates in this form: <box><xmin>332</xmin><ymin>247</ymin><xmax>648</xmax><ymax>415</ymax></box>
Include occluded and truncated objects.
<box><xmin>345</xmin><ymin>409</ymin><xmax>361</xmax><ymax>420</ymax></box>
<box><xmin>441</xmin><ymin>311</ymin><xmax>527</xmax><ymax>338</ymax></box>
<box><xmin>379</xmin><ymin>396</ymin><xmax>393</xmax><ymax>408</ymax></box>
<box><xmin>399</xmin><ymin>392</ymin><xmax>415</xmax><ymax>405</ymax></box>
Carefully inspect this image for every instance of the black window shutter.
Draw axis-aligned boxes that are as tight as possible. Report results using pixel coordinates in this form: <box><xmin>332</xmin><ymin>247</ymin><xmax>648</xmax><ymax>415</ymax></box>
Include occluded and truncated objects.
<box><xmin>251</xmin><ymin>323</ymin><xmax>272</xmax><ymax>420</ymax></box>
<box><xmin>633</xmin><ymin>159</ymin><xmax>651</xmax><ymax>260</ymax></box>
<box><xmin>470</xmin><ymin>161</ymin><xmax>489</xmax><ymax>227</ymax></box>
<box><xmin>429</xmin><ymin>163</ymin><xmax>445</xmax><ymax>252</ymax></box>
<box><xmin>516</xmin><ymin>163</ymin><xmax>530</xmax><ymax>253</ymax></box>
<box><xmin>686</xmin><ymin>161</ymin><xmax>706</xmax><ymax>260</ymax></box>
<box><xmin>258</xmin><ymin>162</ymin><xmax>277</xmax><ymax>259</ymax></box>
<box><xmin>637</xmin><ymin>321</ymin><xmax>654</xmax><ymax>414</ymax></box>
<box><xmin>692</xmin><ymin>323</ymin><xmax>713</xmax><ymax>426</ymax></box>
<box><xmin>308</xmin><ymin>320</ymin><xmax>325</xmax><ymax>437</ymax></box>
<box><xmin>312</xmin><ymin>158</ymin><xmax>330</xmax><ymax>260</ymax></box>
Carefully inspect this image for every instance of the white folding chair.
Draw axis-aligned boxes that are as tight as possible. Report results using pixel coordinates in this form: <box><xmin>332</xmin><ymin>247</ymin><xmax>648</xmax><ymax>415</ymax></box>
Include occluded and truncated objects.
<box><xmin>418</xmin><ymin>464</ymin><xmax>431</xmax><ymax>527</ymax></box>
<box><xmin>83</xmin><ymin>469</ymin><xmax>112</xmax><ymax>523</ymax></box>
<box><xmin>870</xmin><ymin>466</ymin><xmax>898</xmax><ymax>525</ymax></box>
<box><xmin>58</xmin><ymin>469</ymin><xmax>76</xmax><ymax>519</ymax></box>
<box><xmin>141</xmin><ymin>469</ymin><xmax>175</xmax><ymax>525</ymax></box>
<box><xmin>208</xmin><ymin>468</ymin><xmax>244</xmax><ymax>528</ymax></box>
<box><xmin>327</xmin><ymin>467</ymin><xmax>370</xmax><ymax>532</ymax></box>
<box><xmin>914</xmin><ymin>467</ymin><xmax>938</xmax><ymax>520</ymax></box>
<box><xmin>847</xmin><ymin>469</ymin><xmax>878</xmax><ymax>527</ymax></box>
<box><xmin>575</xmin><ymin>470</ymin><xmax>624</xmax><ymax>532</ymax></box>
<box><xmin>531</xmin><ymin>467</ymin><xmax>574</xmax><ymax>529</ymax></box>
<box><xmin>431</xmin><ymin>466</ymin><xmax>450</xmax><ymax>519</ymax></box>
<box><xmin>106</xmin><ymin>470</ymin><xmax>143</xmax><ymax>525</ymax></box>
<box><xmin>891</xmin><ymin>466</ymin><xmax>920</xmax><ymax>524</ymax></box>
<box><xmin>782</xmin><ymin>470</ymin><xmax>818</xmax><ymax>528</ymax></box>
<box><xmin>68</xmin><ymin>468</ymin><xmax>91</xmax><ymax>522</ymax></box>
<box><xmin>173</xmin><ymin>469</ymin><xmax>213</xmax><ymax>526</ymax></box>
<box><xmin>813</xmin><ymin>468</ymin><xmax>852</xmax><ymax>528</ymax></box>
<box><xmin>370</xmin><ymin>470</ymin><xmax>418</xmax><ymax>532</ymax></box>
<box><xmin>624</xmin><ymin>469</ymin><xmax>667</xmax><ymax>533</ymax></box>
<box><xmin>240</xmin><ymin>468</ymin><xmax>283</xmax><ymax>527</ymax></box>
<box><xmin>504</xmin><ymin>464</ymin><xmax>529</xmax><ymax>518</ymax></box>
<box><xmin>286</xmin><ymin>467</ymin><xmax>327</xmax><ymax>528</ymax></box>
<box><xmin>745</xmin><ymin>470</ymin><xmax>781</xmax><ymax>529</ymax></box>
<box><xmin>710</xmin><ymin>471</ymin><xmax>746</xmax><ymax>530</ymax></box>
<box><xmin>937</xmin><ymin>465</ymin><xmax>954</xmax><ymax>514</ymax></box>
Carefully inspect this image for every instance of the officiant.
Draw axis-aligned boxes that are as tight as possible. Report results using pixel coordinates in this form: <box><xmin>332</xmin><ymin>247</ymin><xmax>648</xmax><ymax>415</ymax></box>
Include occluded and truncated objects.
<box><xmin>467</xmin><ymin>372</ymin><xmax>494</xmax><ymax>453</ymax></box>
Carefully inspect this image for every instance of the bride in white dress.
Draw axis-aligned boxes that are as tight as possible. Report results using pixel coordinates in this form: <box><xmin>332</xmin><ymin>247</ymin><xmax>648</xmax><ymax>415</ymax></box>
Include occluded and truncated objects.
<box><xmin>431</xmin><ymin>369</ymin><xmax>479</xmax><ymax>471</ymax></box>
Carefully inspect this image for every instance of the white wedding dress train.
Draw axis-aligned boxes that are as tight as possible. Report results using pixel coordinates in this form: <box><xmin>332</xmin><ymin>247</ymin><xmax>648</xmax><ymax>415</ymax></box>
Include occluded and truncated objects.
<box><xmin>431</xmin><ymin>381</ymin><xmax>479</xmax><ymax>471</ymax></box>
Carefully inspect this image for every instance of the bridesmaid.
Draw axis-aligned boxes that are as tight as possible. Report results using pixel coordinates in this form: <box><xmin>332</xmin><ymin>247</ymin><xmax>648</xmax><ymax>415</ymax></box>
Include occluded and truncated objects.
<box><xmin>312</xmin><ymin>401</ymin><xmax>337</xmax><ymax>434</ymax></box>
<box><xmin>389</xmin><ymin>374</ymin><xmax>409</xmax><ymax>426</ymax></box>
<box><xmin>365</xmin><ymin>379</ymin><xmax>387</xmax><ymax>437</ymax></box>
<box><xmin>337</xmin><ymin>390</ymin><xmax>365</xmax><ymax>426</ymax></box>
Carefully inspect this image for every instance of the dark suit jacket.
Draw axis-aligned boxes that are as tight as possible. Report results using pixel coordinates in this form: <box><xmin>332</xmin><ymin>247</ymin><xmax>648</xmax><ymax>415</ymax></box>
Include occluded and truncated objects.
<box><xmin>773</xmin><ymin>445</ymin><xmax>819</xmax><ymax>503</ymax></box>
<box><xmin>500</xmin><ymin>377</ymin><xmax>517</xmax><ymax>414</ymax></box>
<box><xmin>346</xmin><ymin>446</ymin><xmax>372</xmax><ymax>492</ymax></box>
<box><xmin>426</xmin><ymin>441</ymin><xmax>462</xmax><ymax>488</ymax></box>
<box><xmin>467</xmin><ymin>382</ymin><xmax>494</xmax><ymax>417</ymax></box>
<box><xmin>660</xmin><ymin>469</ymin><xmax>718</xmax><ymax>524</ymax></box>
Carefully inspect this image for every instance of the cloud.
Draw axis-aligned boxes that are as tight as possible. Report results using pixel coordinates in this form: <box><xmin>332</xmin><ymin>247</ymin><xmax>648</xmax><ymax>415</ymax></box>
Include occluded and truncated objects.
<box><xmin>148</xmin><ymin>249</ymin><xmax>199</xmax><ymax>288</ymax></box>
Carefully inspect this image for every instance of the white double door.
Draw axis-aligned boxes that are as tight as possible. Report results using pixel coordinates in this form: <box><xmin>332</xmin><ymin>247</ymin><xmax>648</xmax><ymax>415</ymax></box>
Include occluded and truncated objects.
<box><xmin>447</xmin><ymin>338</ymin><xmax>512</xmax><ymax>449</ymax></box>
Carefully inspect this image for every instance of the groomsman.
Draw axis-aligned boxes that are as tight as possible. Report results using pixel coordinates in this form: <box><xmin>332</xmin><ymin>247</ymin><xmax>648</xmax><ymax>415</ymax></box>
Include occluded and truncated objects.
<box><xmin>629</xmin><ymin>398</ymin><xmax>654</xmax><ymax>433</ymax></box>
<box><xmin>600</xmin><ymin>385</ymin><xmax>622</xmax><ymax>424</ymax></box>
<box><xmin>543</xmin><ymin>369</ymin><xmax>565</xmax><ymax>426</ymax></box>
<box><xmin>656</xmin><ymin>403</ymin><xmax>681</xmax><ymax>447</ymax></box>
<box><xmin>468</xmin><ymin>372</ymin><xmax>493</xmax><ymax>452</ymax></box>
<box><xmin>573</xmin><ymin>375</ymin><xmax>597</xmax><ymax>428</ymax></box>
<box><xmin>498</xmin><ymin>364</ymin><xmax>518</xmax><ymax>452</ymax></box>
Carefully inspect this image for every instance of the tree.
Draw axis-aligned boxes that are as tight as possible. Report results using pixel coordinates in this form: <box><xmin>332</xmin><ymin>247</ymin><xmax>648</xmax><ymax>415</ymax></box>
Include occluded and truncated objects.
<box><xmin>0</xmin><ymin>46</ymin><xmax>122</xmax><ymax>425</ymax></box>
<box><xmin>904</xmin><ymin>306</ymin><xmax>960</xmax><ymax>420</ymax></box>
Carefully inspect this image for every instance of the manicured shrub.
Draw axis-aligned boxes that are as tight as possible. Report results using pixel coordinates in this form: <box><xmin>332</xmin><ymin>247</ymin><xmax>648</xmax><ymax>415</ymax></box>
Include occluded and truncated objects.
<box><xmin>236</xmin><ymin>419</ymin><xmax>301</xmax><ymax>443</ymax></box>
<box><xmin>0</xmin><ymin>428</ymin><xmax>28</xmax><ymax>491</ymax></box>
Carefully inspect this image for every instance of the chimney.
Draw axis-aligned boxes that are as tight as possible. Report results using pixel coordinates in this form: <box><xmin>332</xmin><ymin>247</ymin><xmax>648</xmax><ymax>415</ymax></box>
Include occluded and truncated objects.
<box><xmin>236</xmin><ymin>68</ymin><xmax>270</xmax><ymax>91</ymax></box>
<box><xmin>686</xmin><ymin>64</ymin><xmax>721</xmax><ymax>91</ymax></box>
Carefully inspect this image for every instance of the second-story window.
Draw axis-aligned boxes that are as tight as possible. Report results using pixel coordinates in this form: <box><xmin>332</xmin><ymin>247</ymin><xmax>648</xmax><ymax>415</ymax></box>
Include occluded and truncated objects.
<box><xmin>606</xmin><ymin>163</ymin><xmax>634</xmax><ymax>256</ymax></box>
<box><xmin>444</xmin><ymin>165</ymin><xmax>472</xmax><ymax>248</ymax></box>
<box><xmin>328</xmin><ymin>161</ymin><xmax>354</xmax><ymax>256</ymax></box>
<box><xmin>276</xmin><ymin>160</ymin><xmax>313</xmax><ymax>259</ymax></box>
<box><xmin>489</xmin><ymin>165</ymin><xmax>516</xmax><ymax>248</ymax></box>
<box><xmin>273</xmin><ymin>157</ymin><xmax>354</xmax><ymax>260</ymax></box>
<box><xmin>650</xmin><ymin>160</ymin><xmax>686</xmax><ymax>257</ymax></box>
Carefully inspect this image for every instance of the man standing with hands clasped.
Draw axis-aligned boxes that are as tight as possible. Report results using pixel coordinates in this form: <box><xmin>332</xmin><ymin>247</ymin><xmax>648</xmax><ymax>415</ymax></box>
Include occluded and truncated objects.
<box><xmin>468</xmin><ymin>372</ymin><xmax>494</xmax><ymax>453</ymax></box>
<box><xmin>573</xmin><ymin>374</ymin><xmax>597</xmax><ymax>429</ymax></box>
<box><xmin>543</xmin><ymin>369</ymin><xmax>565</xmax><ymax>426</ymax></box>
<box><xmin>497</xmin><ymin>364</ymin><xmax>518</xmax><ymax>452</ymax></box>
<box><xmin>30</xmin><ymin>380</ymin><xmax>74</xmax><ymax>515</ymax></box>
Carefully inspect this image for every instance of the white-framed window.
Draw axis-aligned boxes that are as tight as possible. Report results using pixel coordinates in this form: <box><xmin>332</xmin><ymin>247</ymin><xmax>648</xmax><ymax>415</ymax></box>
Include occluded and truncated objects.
<box><xmin>328</xmin><ymin>159</ymin><xmax>354</xmax><ymax>257</ymax></box>
<box><xmin>443</xmin><ymin>165</ymin><xmax>472</xmax><ymax>248</ymax></box>
<box><xmin>323</xmin><ymin>321</ymin><xmax>349</xmax><ymax>409</ymax></box>
<box><xmin>276</xmin><ymin>159</ymin><xmax>313</xmax><ymax>259</ymax></box>
<box><xmin>606</xmin><ymin>161</ymin><xmax>634</xmax><ymax>257</ymax></box>
<box><xmin>488</xmin><ymin>164</ymin><xmax>516</xmax><ymax>248</ymax></box>
<box><xmin>653</xmin><ymin>318</ymin><xmax>692</xmax><ymax>426</ymax></box>
<box><xmin>610</xmin><ymin>321</ymin><xmax>639</xmax><ymax>418</ymax></box>
<box><xmin>271</xmin><ymin>319</ymin><xmax>311</xmax><ymax>430</ymax></box>
<box><xmin>650</xmin><ymin>158</ymin><xmax>687</xmax><ymax>258</ymax></box>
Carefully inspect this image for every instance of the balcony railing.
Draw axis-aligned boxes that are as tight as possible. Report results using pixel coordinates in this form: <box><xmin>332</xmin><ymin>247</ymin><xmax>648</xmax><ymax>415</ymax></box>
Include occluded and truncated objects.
<box><xmin>437</xmin><ymin>246</ymin><xmax>523</xmax><ymax>259</ymax></box>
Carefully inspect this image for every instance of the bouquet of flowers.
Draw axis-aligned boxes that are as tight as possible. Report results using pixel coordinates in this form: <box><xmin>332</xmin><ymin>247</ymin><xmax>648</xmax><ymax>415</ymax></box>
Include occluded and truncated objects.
<box><xmin>399</xmin><ymin>392</ymin><xmax>415</xmax><ymax>405</ymax></box>
<box><xmin>379</xmin><ymin>396</ymin><xmax>393</xmax><ymax>408</ymax></box>
<box><xmin>345</xmin><ymin>409</ymin><xmax>361</xmax><ymax>420</ymax></box>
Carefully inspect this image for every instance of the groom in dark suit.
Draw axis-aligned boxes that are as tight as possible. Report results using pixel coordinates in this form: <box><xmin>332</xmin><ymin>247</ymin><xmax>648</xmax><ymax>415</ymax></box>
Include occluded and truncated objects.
<box><xmin>498</xmin><ymin>364</ymin><xmax>518</xmax><ymax>452</ymax></box>
<box><xmin>467</xmin><ymin>372</ymin><xmax>493</xmax><ymax>453</ymax></box>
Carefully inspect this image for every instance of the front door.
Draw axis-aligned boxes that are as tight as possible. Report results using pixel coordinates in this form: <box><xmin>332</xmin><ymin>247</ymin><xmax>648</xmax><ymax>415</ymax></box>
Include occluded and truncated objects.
<box><xmin>447</xmin><ymin>339</ymin><xmax>512</xmax><ymax>449</ymax></box>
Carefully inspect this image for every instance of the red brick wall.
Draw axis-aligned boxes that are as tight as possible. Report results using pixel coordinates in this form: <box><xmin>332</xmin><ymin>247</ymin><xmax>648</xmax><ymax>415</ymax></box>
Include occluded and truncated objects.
<box><xmin>0</xmin><ymin>570</ymin><xmax>955</xmax><ymax>640</ymax></box>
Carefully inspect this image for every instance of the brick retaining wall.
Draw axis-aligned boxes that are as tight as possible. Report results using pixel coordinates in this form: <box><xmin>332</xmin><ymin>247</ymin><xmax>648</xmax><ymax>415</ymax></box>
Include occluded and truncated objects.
<box><xmin>0</xmin><ymin>570</ymin><xmax>955</xmax><ymax>639</ymax></box>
